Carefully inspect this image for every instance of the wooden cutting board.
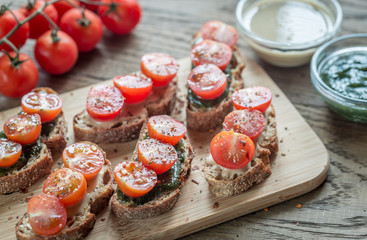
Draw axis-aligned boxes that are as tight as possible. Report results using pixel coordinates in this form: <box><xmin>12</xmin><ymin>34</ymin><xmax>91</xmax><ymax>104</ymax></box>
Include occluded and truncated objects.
<box><xmin>0</xmin><ymin>57</ymin><xmax>329</xmax><ymax>240</ymax></box>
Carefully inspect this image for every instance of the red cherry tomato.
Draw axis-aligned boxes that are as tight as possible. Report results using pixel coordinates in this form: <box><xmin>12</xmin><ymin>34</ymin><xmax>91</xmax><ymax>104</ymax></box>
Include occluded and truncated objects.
<box><xmin>113</xmin><ymin>74</ymin><xmax>152</xmax><ymax>104</ymax></box>
<box><xmin>82</xmin><ymin>0</ymin><xmax>99</xmax><ymax>12</ymax></box>
<box><xmin>0</xmin><ymin>52</ymin><xmax>38</xmax><ymax>98</ymax></box>
<box><xmin>0</xmin><ymin>139</ymin><xmax>22</xmax><ymax>168</ymax></box>
<box><xmin>210</xmin><ymin>131</ymin><xmax>255</xmax><ymax>169</ymax></box>
<box><xmin>43</xmin><ymin>168</ymin><xmax>87</xmax><ymax>207</ymax></box>
<box><xmin>60</xmin><ymin>8</ymin><xmax>103</xmax><ymax>52</ymax></box>
<box><xmin>19</xmin><ymin>0</ymin><xmax>58</xmax><ymax>39</ymax></box>
<box><xmin>3</xmin><ymin>113</ymin><xmax>41</xmax><ymax>145</ymax></box>
<box><xmin>63</xmin><ymin>142</ymin><xmax>105</xmax><ymax>180</ymax></box>
<box><xmin>86</xmin><ymin>85</ymin><xmax>124</xmax><ymax>121</ymax></box>
<box><xmin>28</xmin><ymin>194</ymin><xmax>67</xmax><ymax>236</ymax></box>
<box><xmin>114</xmin><ymin>161</ymin><xmax>157</xmax><ymax>198</ymax></box>
<box><xmin>141</xmin><ymin>53</ymin><xmax>179</xmax><ymax>87</ymax></box>
<box><xmin>50</xmin><ymin>0</ymin><xmax>80</xmax><ymax>18</ymax></box>
<box><xmin>232</xmin><ymin>86</ymin><xmax>272</xmax><ymax>113</ymax></box>
<box><xmin>138</xmin><ymin>138</ymin><xmax>178</xmax><ymax>174</ymax></box>
<box><xmin>34</xmin><ymin>30</ymin><xmax>78</xmax><ymax>75</ymax></box>
<box><xmin>0</xmin><ymin>10</ymin><xmax>29</xmax><ymax>51</ymax></box>
<box><xmin>148</xmin><ymin>115</ymin><xmax>186</xmax><ymax>146</ymax></box>
<box><xmin>21</xmin><ymin>90</ymin><xmax>62</xmax><ymax>123</ymax></box>
<box><xmin>201</xmin><ymin>20</ymin><xmax>239</xmax><ymax>48</ymax></box>
<box><xmin>223</xmin><ymin>109</ymin><xmax>266</xmax><ymax>140</ymax></box>
<box><xmin>98</xmin><ymin>0</ymin><xmax>141</xmax><ymax>35</ymax></box>
<box><xmin>187</xmin><ymin>64</ymin><xmax>227</xmax><ymax>100</ymax></box>
<box><xmin>191</xmin><ymin>39</ymin><xmax>232</xmax><ymax>71</ymax></box>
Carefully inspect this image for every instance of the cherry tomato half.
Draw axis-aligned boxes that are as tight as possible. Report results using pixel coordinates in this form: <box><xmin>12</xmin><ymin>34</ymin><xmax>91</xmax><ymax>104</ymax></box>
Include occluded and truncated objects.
<box><xmin>21</xmin><ymin>90</ymin><xmax>62</xmax><ymax>123</ymax></box>
<box><xmin>63</xmin><ymin>142</ymin><xmax>105</xmax><ymax>180</ymax></box>
<box><xmin>191</xmin><ymin>39</ymin><xmax>232</xmax><ymax>71</ymax></box>
<box><xmin>113</xmin><ymin>74</ymin><xmax>152</xmax><ymax>104</ymax></box>
<box><xmin>86</xmin><ymin>85</ymin><xmax>124</xmax><ymax>121</ymax></box>
<box><xmin>0</xmin><ymin>139</ymin><xmax>22</xmax><ymax>168</ymax></box>
<box><xmin>141</xmin><ymin>53</ymin><xmax>179</xmax><ymax>87</ymax></box>
<box><xmin>223</xmin><ymin>109</ymin><xmax>266</xmax><ymax>140</ymax></box>
<box><xmin>210</xmin><ymin>131</ymin><xmax>255</xmax><ymax>169</ymax></box>
<box><xmin>0</xmin><ymin>10</ymin><xmax>29</xmax><ymax>51</ymax></box>
<box><xmin>43</xmin><ymin>168</ymin><xmax>87</xmax><ymax>207</ymax></box>
<box><xmin>114</xmin><ymin>161</ymin><xmax>157</xmax><ymax>198</ymax></box>
<box><xmin>148</xmin><ymin>115</ymin><xmax>186</xmax><ymax>146</ymax></box>
<box><xmin>232</xmin><ymin>86</ymin><xmax>272</xmax><ymax>113</ymax></box>
<box><xmin>187</xmin><ymin>64</ymin><xmax>227</xmax><ymax>100</ymax></box>
<box><xmin>28</xmin><ymin>194</ymin><xmax>67</xmax><ymax>236</ymax></box>
<box><xmin>201</xmin><ymin>20</ymin><xmax>239</xmax><ymax>48</ymax></box>
<box><xmin>138</xmin><ymin>138</ymin><xmax>178</xmax><ymax>174</ymax></box>
<box><xmin>3</xmin><ymin>113</ymin><xmax>41</xmax><ymax>145</ymax></box>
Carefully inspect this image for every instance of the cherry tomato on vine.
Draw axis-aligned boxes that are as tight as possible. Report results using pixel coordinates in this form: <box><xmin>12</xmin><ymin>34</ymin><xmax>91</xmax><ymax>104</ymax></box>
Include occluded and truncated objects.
<box><xmin>60</xmin><ymin>8</ymin><xmax>103</xmax><ymax>52</ymax></box>
<box><xmin>232</xmin><ymin>86</ymin><xmax>272</xmax><ymax>113</ymax></box>
<box><xmin>201</xmin><ymin>20</ymin><xmax>239</xmax><ymax>48</ymax></box>
<box><xmin>49</xmin><ymin>0</ymin><xmax>80</xmax><ymax>19</ymax></box>
<box><xmin>34</xmin><ymin>30</ymin><xmax>78</xmax><ymax>75</ymax></box>
<box><xmin>113</xmin><ymin>74</ymin><xmax>152</xmax><ymax>104</ymax></box>
<box><xmin>98</xmin><ymin>0</ymin><xmax>142</xmax><ymax>35</ymax></box>
<box><xmin>0</xmin><ymin>52</ymin><xmax>38</xmax><ymax>98</ymax></box>
<box><xmin>0</xmin><ymin>139</ymin><xmax>22</xmax><ymax>168</ymax></box>
<box><xmin>19</xmin><ymin>0</ymin><xmax>58</xmax><ymax>39</ymax></box>
<box><xmin>28</xmin><ymin>194</ymin><xmax>67</xmax><ymax>236</ymax></box>
<box><xmin>148</xmin><ymin>115</ymin><xmax>186</xmax><ymax>146</ymax></box>
<box><xmin>82</xmin><ymin>0</ymin><xmax>99</xmax><ymax>12</ymax></box>
<box><xmin>0</xmin><ymin>10</ymin><xmax>29</xmax><ymax>51</ymax></box>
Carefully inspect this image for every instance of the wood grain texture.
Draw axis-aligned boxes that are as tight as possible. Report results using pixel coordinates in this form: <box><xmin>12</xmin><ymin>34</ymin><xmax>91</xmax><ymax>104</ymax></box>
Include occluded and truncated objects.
<box><xmin>1</xmin><ymin>0</ymin><xmax>367</xmax><ymax>239</ymax></box>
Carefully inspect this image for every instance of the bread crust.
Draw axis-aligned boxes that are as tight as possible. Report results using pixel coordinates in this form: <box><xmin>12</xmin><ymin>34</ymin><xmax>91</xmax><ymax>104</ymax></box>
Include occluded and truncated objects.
<box><xmin>0</xmin><ymin>143</ymin><xmax>53</xmax><ymax>194</ymax></box>
<box><xmin>41</xmin><ymin>112</ymin><xmax>67</xmax><ymax>155</ymax></box>
<box><xmin>111</xmin><ymin>123</ymin><xmax>194</xmax><ymax>219</ymax></box>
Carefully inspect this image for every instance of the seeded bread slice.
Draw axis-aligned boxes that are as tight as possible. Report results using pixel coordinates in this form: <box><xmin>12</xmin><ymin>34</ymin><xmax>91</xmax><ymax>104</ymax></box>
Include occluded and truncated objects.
<box><xmin>111</xmin><ymin>123</ymin><xmax>194</xmax><ymax>219</ymax></box>
<box><xmin>0</xmin><ymin>142</ymin><xmax>53</xmax><ymax>194</ymax></box>
<box><xmin>41</xmin><ymin>111</ymin><xmax>67</xmax><ymax>155</ymax></box>
<box><xmin>15</xmin><ymin>159</ymin><xmax>114</xmax><ymax>240</ymax></box>
<box><xmin>204</xmin><ymin>105</ymin><xmax>278</xmax><ymax>197</ymax></box>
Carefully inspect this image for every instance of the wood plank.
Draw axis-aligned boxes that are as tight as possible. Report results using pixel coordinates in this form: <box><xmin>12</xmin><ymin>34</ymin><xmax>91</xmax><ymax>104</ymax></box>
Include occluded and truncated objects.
<box><xmin>0</xmin><ymin>57</ymin><xmax>328</xmax><ymax>239</ymax></box>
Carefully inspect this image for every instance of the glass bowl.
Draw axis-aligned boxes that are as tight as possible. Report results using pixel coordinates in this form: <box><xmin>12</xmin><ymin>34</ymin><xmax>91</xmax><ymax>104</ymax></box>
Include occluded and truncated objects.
<box><xmin>236</xmin><ymin>0</ymin><xmax>342</xmax><ymax>67</ymax></box>
<box><xmin>310</xmin><ymin>34</ymin><xmax>367</xmax><ymax>123</ymax></box>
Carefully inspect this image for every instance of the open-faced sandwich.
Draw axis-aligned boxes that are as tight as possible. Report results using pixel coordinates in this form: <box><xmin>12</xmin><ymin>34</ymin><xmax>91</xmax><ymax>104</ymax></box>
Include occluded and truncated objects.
<box><xmin>204</xmin><ymin>86</ymin><xmax>278</xmax><ymax>197</ymax></box>
<box><xmin>111</xmin><ymin>115</ymin><xmax>194</xmax><ymax>218</ymax></box>
<box><xmin>16</xmin><ymin>141</ymin><xmax>113</xmax><ymax>239</ymax></box>
<box><xmin>73</xmin><ymin>53</ymin><xmax>180</xmax><ymax>144</ymax></box>
<box><xmin>186</xmin><ymin>20</ymin><xmax>245</xmax><ymax>131</ymax></box>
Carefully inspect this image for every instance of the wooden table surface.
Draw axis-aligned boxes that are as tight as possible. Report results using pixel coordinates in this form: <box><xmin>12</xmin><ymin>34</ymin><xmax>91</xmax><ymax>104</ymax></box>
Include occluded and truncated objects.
<box><xmin>2</xmin><ymin>0</ymin><xmax>367</xmax><ymax>239</ymax></box>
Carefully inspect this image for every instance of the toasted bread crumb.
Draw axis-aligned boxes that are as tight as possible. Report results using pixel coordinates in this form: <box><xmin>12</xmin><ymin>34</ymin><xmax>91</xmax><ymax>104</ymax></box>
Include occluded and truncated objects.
<box><xmin>192</xmin><ymin>165</ymin><xmax>199</xmax><ymax>171</ymax></box>
<box><xmin>264</xmin><ymin>208</ymin><xmax>269</xmax><ymax>212</ymax></box>
<box><xmin>296</xmin><ymin>203</ymin><xmax>302</xmax><ymax>208</ymax></box>
<box><xmin>191</xmin><ymin>179</ymin><xmax>199</xmax><ymax>185</ymax></box>
<box><xmin>101</xmin><ymin>218</ymin><xmax>106</xmax><ymax>222</ymax></box>
<box><xmin>213</xmin><ymin>202</ymin><xmax>219</xmax><ymax>209</ymax></box>
<box><xmin>8</xmin><ymin>217</ymin><xmax>13</xmax><ymax>220</ymax></box>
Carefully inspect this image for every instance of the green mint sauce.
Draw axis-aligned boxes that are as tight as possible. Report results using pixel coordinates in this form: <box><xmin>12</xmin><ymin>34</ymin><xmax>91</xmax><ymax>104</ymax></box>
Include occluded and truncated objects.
<box><xmin>320</xmin><ymin>53</ymin><xmax>367</xmax><ymax>100</ymax></box>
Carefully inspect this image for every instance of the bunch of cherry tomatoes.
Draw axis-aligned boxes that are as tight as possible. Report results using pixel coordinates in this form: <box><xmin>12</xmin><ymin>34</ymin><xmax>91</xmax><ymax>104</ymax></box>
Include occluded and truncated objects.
<box><xmin>0</xmin><ymin>0</ymin><xmax>142</xmax><ymax>98</ymax></box>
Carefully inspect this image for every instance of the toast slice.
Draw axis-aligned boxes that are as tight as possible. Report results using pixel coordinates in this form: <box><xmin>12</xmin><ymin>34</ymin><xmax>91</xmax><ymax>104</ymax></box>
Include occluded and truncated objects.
<box><xmin>15</xmin><ymin>159</ymin><xmax>114</xmax><ymax>240</ymax></box>
<box><xmin>73</xmin><ymin>79</ymin><xmax>177</xmax><ymax>144</ymax></box>
<box><xmin>186</xmin><ymin>33</ymin><xmax>245</xmax><ymax>131</ymax></box>
<box><xmin>0</xmin><ymin>141</ymin><xmax>53</xmax><ymax>194</ymax></box>
<box><xmin>111</xmin><ymin>123</ymin><xmax>194</xmax><ymax>219</ymax></box>
<box><xmin>41</xmin><ymin>111</ymin><xmax>67</xmax><ymax>155</ymax></box>
<box><xmin>203</xmin><ymin>105</ymin><xmax>278</xmax><ymax>197</ymax></box>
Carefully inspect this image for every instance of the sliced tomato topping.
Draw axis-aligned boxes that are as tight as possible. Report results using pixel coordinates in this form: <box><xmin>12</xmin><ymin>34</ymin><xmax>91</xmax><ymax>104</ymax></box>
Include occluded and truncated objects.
<box><xmin>3</xmin><ymin>113</ymin><xmax>41</xmax><ymax>145</ymax></box>
<box><xmin>138</xmin><ymin>138</ymin><xmax>178</xmax><ymax>174</ymax></box>
<box><xmin>210</xmin><ymin>131</ymin><xmax>255</xmax><ymax>169</ymax></box>
<box><xmin>43</xmin><ymin>168</ymin><xmax>87</xmax><ymax>207</ymax></box>
<box><xmin>113</xmin><ymin>74</ymin><xmax>153</xmax><ymax>104</ymax></box>
<box><xmin>63</xmin><ymin>142</ymin><xmax>105</xmax><ymax>180</ymax></box>
<box><xmin>28</xmin><ymin>194</ymin><xmax>67</xmax><ymax>236</ymax></box>
<box><xmin>114</xmin><ymin>161</ymin><xmax>157</xmax><ymax>198</ymax></box>
<box><xmin>21</xmin><ymin>90</ymin><xmax>63</xmax><ymax>123</ymax></box>
<box><xmin>188</xmin><ymin>64</ymin><xmax>227</xmax><ymax>100</ymax></box>
<box><xmin>147</xmin><ymin>115</ymin><xmax>186</xmax><ymax>146</ymax></box>
<box><xmin>223</xmin><ymin>109</ymin><xmax>266</xmax><ymax>140</ymax></box>
<box><xmin>141</xmin><ymin>53</ymin><xmax>179</xmax><ymax>87</ymax></box>
<box><xmin>232</xmin><ymin>86</ymin><xmax>272</xmax><ymax>113</ymax></box>
<box><xmin>191</xmin><ymin>39</ymin><xmax>232</xmax><ymax>70</ymax></box>
<box><xmin>86</xmin><ymin>85</ymin><xmax>124</xmax><ymax>121</ymax></box>
<box><xmin>0</xmin><ymin>138</ymin><xmax>22</xmax><ymax>167</ymax></box>
<box><xmin>201</xmin><ymin>20</ymin><xmax>239</xmax><ymax>48</ymax></box>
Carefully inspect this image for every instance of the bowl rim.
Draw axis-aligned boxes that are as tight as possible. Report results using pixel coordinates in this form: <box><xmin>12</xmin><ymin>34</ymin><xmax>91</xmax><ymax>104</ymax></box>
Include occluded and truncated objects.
<box><xmin>235</xmin><ymin>0</ymin><xmax>343</xmax><ymax>51</ymax></box>
<box><xmin>310</xmin><ymin>33</ymin><xmax>367</xmax><ymax>105</ymax></box>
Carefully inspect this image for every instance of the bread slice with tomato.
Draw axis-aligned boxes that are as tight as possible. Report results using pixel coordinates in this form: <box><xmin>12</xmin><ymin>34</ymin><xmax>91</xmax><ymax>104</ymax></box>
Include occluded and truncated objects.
<box><xmin>16</xmin><ymin>142</ymin><xmax>114</xmax><ymax>239</ymax></box>
<box><xmin>111</xmin><ymin>115</ymin><xmax>194</xmax><ymax>219</ymax></box>
<box><xmin>186</xmin><ymin>21</ymin><xmax>245</xmax><ymax>132</ymax></box>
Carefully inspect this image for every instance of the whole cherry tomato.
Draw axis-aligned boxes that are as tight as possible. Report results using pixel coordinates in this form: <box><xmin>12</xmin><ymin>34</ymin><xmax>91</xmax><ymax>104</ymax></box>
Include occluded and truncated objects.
<box><xmin>0</xmin><ymin>10</ymin><xmax>29</xmax><ymax>51</ymax></box>
<box><xmin>50</xmin><ymin>0</ymin><xmax>80</xmax><ymax>19</ymax></box>
<box><xmin>0</xmin><ymin>52</ymin><xmax>38</xmax><ymax>98</ymax></box>
<box><xmin>34</xmin><ymin>30</ymin><xmax>78</xmax><ymax>75</ymax></box>
<box><xmin>98</xmin><ymin>0</ymin><xmax>142</xmax><ymax>35</ymax></box>
<box><xmin>82</xmin><ymin>0</ymin><xmax>99</xmax><ymax>12</ymax></box>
